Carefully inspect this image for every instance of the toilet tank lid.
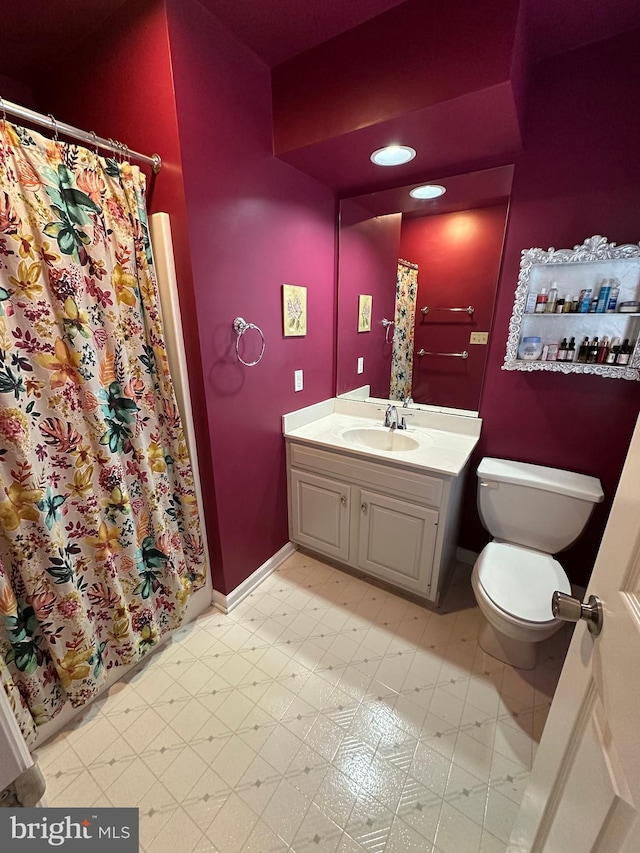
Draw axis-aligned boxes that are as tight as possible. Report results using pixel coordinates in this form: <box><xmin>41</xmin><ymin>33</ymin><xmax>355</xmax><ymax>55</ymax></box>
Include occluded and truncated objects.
<box><xmin>477</xmin><ymin>457</ymin><xmax>604</xmax><ymax>503</ymax></box>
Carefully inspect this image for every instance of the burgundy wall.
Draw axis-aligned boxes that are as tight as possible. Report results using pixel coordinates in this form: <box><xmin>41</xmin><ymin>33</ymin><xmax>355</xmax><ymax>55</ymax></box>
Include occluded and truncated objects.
<box><xmin>16</xmin><ymin>2</ymin><xmax>640</xmax><ymax>597</ymax></box>
<box><xmin>36</xmin><ymin>0</ymin><xmax>223</xmax><ymax>579</ymax></box>
<box><xmin>463</xmin><ymin>30</ymin><xmax>640</xmax><ymax>586</ymax></box>
<box><xmin>399</xmin><ymin>205</ymin><xmax>508</xmax><ymax>411</ymax></box>
<box><xmin>337</xmin><ymin>204</ymin><xmax>401</xmax><ymax>398</ymax></box>
<box><xmin>271</xmin><ymin>0</ymin><xmax>523</xmax><ymax>194</ymax></box>
<box><xmin>0</xmin><ymin>74</ymin><xmax>35</xmax><ymax>107</ymax></box>
<box><xmin>166</xmin><ymin>0</ymin><xmax>337</xmax><ymax>594</ymax></box>
<box><xmin>272</xmin><ymin>0</ymin><xmax>520</xmax><ymax>153</ymax></box>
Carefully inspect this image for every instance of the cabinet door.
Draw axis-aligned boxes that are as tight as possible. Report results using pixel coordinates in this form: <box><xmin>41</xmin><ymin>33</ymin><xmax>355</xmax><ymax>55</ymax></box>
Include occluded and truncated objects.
<box><xmin>357</xmin><ymin>489</ymin><xmax>438</xmax><ymax>595</ymax></box>
<box><xmin>291</xmin><ymin>470</ymin><xmax>350</xmax><ymax>562</ymax></box>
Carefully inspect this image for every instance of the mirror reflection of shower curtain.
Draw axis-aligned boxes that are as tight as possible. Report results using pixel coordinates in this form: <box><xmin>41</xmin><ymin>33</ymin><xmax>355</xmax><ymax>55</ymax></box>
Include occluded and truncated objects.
<box><xmin>390</xmin><ymin>260</ymin><xmax>418</xmax><ymax>400</ymax></box>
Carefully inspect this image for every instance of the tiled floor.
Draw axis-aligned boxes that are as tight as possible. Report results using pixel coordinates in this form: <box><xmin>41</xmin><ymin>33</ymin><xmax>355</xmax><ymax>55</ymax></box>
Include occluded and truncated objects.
<box><xmin>35</xmin><ymin>551</ymin><xmax>571</xmax><ymax>853</ymax></box>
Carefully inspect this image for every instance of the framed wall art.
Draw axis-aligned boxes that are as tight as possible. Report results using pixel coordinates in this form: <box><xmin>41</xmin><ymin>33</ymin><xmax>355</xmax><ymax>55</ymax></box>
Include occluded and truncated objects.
<box><xmin>282</xmin><ymin>284</ymin><xmax>307</xmax><ymax>337</ymax></box>
<box><xmin>358</xmin><ymin>294</ymin><xmax>372</xmax><ymax>332</ymax></box>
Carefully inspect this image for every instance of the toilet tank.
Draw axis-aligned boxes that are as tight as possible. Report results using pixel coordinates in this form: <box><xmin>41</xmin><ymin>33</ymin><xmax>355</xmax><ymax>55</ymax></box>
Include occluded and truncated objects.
<box><xmin>477</xmin><ymin>458</ymin><xmax>604</xmax><ymax>553</ymax></box>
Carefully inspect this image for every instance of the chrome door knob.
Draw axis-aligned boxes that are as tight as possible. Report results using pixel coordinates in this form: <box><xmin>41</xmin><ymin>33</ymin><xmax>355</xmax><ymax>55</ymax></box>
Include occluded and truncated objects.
<box><xmin>552</xmin><ymin>591</ymin><xmax>603</xmax><ymax>636</ymax></box>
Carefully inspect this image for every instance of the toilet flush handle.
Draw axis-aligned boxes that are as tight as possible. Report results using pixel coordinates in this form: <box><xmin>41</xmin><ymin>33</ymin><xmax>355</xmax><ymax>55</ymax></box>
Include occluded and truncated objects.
<box><xmin>552</xmin><ymin>591</ymin><xmax>603</xmax><ymax>636</ymax></box>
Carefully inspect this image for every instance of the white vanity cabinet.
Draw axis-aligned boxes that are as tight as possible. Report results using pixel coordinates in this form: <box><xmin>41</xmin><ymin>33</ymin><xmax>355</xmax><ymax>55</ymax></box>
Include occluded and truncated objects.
<box><xmin>290</xmin><ymin>469</ymin><xmax>350</xmax><ymax>562</ymax></box>
<box><xmin>287</xmin><ymin>439</ymin><xmax>465</xmax><ymax>604</ymax></box>
<box><xmin>357</xmin><ymin>489</ymin><xmax>439</xmax><ymax>595</ymax></box>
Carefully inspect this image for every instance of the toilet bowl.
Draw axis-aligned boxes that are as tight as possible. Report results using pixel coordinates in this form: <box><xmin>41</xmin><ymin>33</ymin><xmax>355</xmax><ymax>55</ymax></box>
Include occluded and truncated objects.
<box><xmin>472</xmin><ymin>458</ymin><xmax>604</xmax><ymax>669</ymax></box>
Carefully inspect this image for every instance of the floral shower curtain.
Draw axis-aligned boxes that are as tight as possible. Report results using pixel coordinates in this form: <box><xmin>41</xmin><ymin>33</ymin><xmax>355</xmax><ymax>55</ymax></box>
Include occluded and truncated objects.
<box><xmin>389</xmin><ymin>260</ymin><xmax>418</xmax><ymax>401</ymax></box>
<box><xmin>0</xmin><ymin>120</ymin><xmax>206</xmax><ymax>740</ymax></box>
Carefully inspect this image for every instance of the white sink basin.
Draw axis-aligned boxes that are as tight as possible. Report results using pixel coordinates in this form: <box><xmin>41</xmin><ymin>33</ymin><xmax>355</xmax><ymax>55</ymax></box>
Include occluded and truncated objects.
<box><xmin>341</xmin><ymin>427</ymin><xmax>421</xmax><ymax>452</ymax></box>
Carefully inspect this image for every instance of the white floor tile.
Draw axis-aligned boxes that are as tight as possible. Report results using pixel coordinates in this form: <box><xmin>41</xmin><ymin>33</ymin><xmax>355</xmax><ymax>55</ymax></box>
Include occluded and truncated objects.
<box><xmin>213</xmin><ymin>736</ymin><xmax>256</xmax><ymax>788</ymax></box>
<box><xmin>120</xmin><ymin>706</ymin><xmax>168</xmax><ymax>753</ymax></box>
<box><xmin>205</xmin><ymin>792</ymin><xmax>258</xmax><ymax>852</ymax></box>
<box><xmin>104</xmin><ymin>759</ymin><xmax>158</xmax><ymax>807</ymax></box>
<box><xmin>261</xmin><ymin>778</ymin><xmax>311</xmax><ymax>844</ymax></box>
<box><xmin>344</xmin><ymin>792</ymin><xmax>394</xmax><ymax>852</ymax></box>
<box><xmin>408</xmin><ymin>742</ymin><xmax>452</xmax><ymax>797</ymax></box>
<box><xmin>236</xmin><ymin>755</ymin><xmax>282</xmax><ymax>816</ymax></box>
<box><xmin>483</xmin><ymin>787</ymin><xmax>521</xmax><ymax>843</ymax></box>
<box><xmin>387</xmin><ymin>815</ymin><xmax>436</xmax><ymax>853</ymax></box>
<box><xmin>36</xmin><ymin>552</ymin><xmax>569</xmax><ymax>853</ymax></box>
<box><xmin>492</xmin><ymin>721</ymin><xmax>534</xmax><ymax>770</ymax></box>
<box><xmin>54</xmin><ymin>768</ymin><xmax>107</xmax><ymax>807</ymax></box>
<box><xmin>151</xmin><ymin>807</ymin><xmax>204</xmax><ymax>853</ymax></box>
<box><xmin>453</xmin><ymin>731</ymin><xmax>494</xmax><ymax>782</ymax></box>
<box><xmin>435</xmin><ymin>801</ymin><xmax>483</xmax><ymax>853</ymax></box>
<box><xmin>159</xmin><ymin>745</ymin><xmax>208</xmax><ymax>801</ymax></box>
<box><xmin>258</xmin><ymin>723</ymin><xmax>304</xmax><ymax>774</ymax></box>
<box><xmin>242</xmin><ymin>819</ymin><xmax>290</xmax><ymax>853</ymax></box>
<box><xmin>290</xmin><ymin>802</ymin><xmax>343</xmax><ymax>853</ymax></box>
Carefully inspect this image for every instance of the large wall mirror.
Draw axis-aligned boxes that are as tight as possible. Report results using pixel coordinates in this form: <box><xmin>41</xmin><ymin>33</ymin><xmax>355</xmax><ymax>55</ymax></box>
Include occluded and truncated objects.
<box><xmin>336</xmin><ymin>165</ymin><xmax>514</xmax><ymax>414</ymax></box>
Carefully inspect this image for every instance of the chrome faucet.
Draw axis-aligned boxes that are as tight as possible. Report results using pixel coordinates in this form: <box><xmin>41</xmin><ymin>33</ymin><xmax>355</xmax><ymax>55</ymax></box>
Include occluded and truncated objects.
<box><xmin>402</xmin><ymin>396</ymin><xmax>413</xmax><ymax>408</ymax></box>
<box><xmin>384</xmin><ymin>405</ymin><xmax>407</xmax><ymax>430</ymax></box>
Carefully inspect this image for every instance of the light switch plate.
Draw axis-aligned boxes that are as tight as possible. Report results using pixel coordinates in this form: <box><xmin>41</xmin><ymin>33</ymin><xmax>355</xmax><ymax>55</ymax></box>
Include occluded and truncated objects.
<box><xmin>357</xmin><ymin>357</ymin><xmax>364</xmax><ymax>374</ymax></box>
<box><xmin>470</xmin><ymin>332</ymin><xmax>489</xmax><ymax>345</ymax></box>
<box><xmin>294</xmin><ymin>369</ymin><xmax>303</xmax><ymax>391</ymax></box>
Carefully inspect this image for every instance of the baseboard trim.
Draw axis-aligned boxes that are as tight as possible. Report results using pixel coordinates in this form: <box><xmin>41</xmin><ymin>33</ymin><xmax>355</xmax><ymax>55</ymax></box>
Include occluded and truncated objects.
<box><xmin>213</xmin><ymin>542</ymin><xmax>297</xmax><ymax>614</ymax></box>
<box><xmin>456</xmin><ymin>547</ymin><xmax>479</xmax><ymax>565</ymax></box>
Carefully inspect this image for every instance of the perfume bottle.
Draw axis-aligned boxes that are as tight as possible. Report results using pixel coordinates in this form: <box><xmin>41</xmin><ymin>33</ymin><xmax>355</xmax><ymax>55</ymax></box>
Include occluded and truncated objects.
<box><xmin>535</xmin><ymin>289</ymin><xmax>548</xmax><ymax>313</ymax></box>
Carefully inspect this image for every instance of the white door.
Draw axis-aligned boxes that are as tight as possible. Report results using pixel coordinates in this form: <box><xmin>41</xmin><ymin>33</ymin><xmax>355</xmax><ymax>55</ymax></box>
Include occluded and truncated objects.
<box><xmin>509</xmin><ymin>413</ymin><xmax>640</xmax><ymax>853</ymax></box>
<box><xmin>358</xmin><ymin>489</ymin><xmax>438</xmax><ymax>595</ymax></box>
<box><xmin>291</xmin><ymin>469</ymin><xmax>351</xmax><ymax>562</ymax></box>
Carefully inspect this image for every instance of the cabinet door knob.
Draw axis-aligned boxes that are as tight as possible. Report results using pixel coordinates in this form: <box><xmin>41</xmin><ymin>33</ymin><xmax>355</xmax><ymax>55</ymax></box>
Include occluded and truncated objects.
<box><xmin>340</xmin><ymin>495</ymin><xmax>347</xmax><ymax>506</ymax></box>
<box><xmin>361</xmin><ymin>503</ymin><xmax>368</xmax><ymax>513</ymax></box>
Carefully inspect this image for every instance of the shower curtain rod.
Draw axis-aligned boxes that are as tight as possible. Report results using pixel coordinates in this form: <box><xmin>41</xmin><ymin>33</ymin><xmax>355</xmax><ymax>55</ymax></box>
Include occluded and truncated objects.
<box><xmin>1</xmin><ymin>97</ymin><xmax>162</xmax><ymax>174</ymax></box>
<box><xmin>398</xmin><ymin>258</ymin><xmax>418</xmax><ymax>269</ymax></box>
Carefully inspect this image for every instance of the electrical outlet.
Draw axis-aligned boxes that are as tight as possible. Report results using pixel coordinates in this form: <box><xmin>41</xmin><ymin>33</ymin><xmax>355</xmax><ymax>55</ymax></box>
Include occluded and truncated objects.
<box><xmin>294</xmin><ymin>369</ymin><xmax>303</xmax><ymax>391</ymax></box>
<box><xmin>470</xmin><ymin>332</ymin><xmax>489</xmax><ymax>345</ymax></box>
<box><xmin>357</xmin><ymin>357</ymin><xmax>364</xmax><ymax>374</ymax></box>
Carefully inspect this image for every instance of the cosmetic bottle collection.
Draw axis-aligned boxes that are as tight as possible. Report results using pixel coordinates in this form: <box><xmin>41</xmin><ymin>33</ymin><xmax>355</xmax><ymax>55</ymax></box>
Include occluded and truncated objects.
<box><xmin>525</xmin><ymin>277</ymin><xmax>639</xmax><ymax>315</ymax></box>
<box><xmin>518</xmin><ymin>334</ymin><xmax>636</xmax><ymax>364</ymax></box>
<box><xmin>518</xmin><ymin>275</ymin><xmax>639</xmax><ymax>365</ymax></box>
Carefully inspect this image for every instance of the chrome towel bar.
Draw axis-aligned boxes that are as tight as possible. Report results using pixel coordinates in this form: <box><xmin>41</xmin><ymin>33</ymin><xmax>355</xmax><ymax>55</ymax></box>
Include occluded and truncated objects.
<box><xmin>417</xmin><ymin>349</ymin><xmax>469</xmax><ymax>359</ymax></box>
<box><xmin>421</xmin><ymin>305</ymin><xmax>474</xmax><ymax>315</ymax></box>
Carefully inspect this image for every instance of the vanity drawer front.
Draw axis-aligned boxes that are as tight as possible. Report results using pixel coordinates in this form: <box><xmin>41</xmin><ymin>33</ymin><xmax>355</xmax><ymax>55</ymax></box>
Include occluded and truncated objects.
<box><xmin>288</xmin><ymin>441</ymin><xmax>444</xmax><ymax>507</ymax></box>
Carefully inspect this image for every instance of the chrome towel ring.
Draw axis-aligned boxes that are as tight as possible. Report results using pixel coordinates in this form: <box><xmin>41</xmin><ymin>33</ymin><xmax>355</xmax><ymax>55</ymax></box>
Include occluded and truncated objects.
<box><xmin>381</xmin><ymin>318</ymin><xmax>395</xmax><ymax>344</ymax></box>
<box><xmin>233</xmin><ymin>317</ymin><xmax>265</xmax><ymax>366</ymax></box>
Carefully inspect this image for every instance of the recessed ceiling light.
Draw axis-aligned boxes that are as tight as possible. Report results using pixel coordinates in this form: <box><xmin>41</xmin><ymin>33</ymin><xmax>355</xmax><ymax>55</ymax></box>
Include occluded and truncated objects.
<box><xmin>410</xmin><ymin>184</ymin><xmax>446</xmax><ymax>199</ymax></box>
<box><xmin>370</xmin><ymin>145</ymin><xmax>416</xmax><ymax>166</ymax></box>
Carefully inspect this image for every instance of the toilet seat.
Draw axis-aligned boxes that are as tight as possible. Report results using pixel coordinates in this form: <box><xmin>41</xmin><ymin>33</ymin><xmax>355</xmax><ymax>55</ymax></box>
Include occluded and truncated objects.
<box><xmin>476</xmin><ymin>541</ymin><xmax>571</xmax><ymax>624</ymax></box>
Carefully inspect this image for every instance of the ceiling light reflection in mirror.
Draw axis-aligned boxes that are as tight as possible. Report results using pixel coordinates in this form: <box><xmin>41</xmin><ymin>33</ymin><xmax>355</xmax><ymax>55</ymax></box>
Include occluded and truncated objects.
<box><xmin>336</xmin><ymin>164</ymin><xmax>514</xmax><ymax>414</ymax></box>
<box><xmin>410</xmin><ymin>184</ymin><xmax>446</xmax><ymax>199</ymax></box>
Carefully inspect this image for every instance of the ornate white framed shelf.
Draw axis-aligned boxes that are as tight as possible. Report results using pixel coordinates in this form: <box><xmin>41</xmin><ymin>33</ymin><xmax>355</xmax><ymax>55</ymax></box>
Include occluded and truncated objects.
<box><xmin>503</xmin><ymin>235</ymin><xmax>640</xmax><ymax>380</ymax></box>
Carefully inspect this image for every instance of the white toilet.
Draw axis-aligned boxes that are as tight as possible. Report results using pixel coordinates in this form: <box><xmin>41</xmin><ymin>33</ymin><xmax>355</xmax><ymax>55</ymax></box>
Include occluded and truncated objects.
<box><xmin>471</xmin><ymin>457</ymin><xmax>604</xmax><ymax>669</ymax></box>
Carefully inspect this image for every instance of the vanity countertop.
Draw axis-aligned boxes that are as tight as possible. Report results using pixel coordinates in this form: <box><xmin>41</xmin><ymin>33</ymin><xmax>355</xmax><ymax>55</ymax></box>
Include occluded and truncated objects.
<box><xmin>283</xmin><ymin>402</ymin><xmax>481</xmax><ymax>478</ymax></box>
